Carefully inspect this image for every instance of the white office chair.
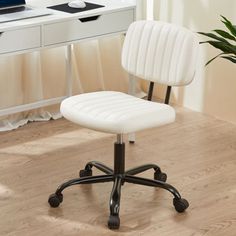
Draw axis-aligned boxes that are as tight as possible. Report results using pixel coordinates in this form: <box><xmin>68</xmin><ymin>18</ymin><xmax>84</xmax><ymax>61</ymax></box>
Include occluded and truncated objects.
<box><xmin>48</xmin><ymin>20</ymin><xmax>199</xmax><ymax>229</ymax></box>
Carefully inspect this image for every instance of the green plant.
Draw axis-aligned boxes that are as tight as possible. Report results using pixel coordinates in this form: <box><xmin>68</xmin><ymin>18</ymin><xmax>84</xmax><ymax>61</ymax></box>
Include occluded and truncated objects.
<box><xmin>198</xmin><ymin>15</ymin><xmax>236</xmax><ymax>65</ymax></box>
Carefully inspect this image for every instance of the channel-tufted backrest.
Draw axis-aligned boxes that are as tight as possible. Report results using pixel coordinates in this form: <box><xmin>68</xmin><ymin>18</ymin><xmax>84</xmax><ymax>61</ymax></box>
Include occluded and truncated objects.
<box><xmin>122</xmin><ymin>21</ymin><xmax>199</xmax><ymax>86</ymax></box>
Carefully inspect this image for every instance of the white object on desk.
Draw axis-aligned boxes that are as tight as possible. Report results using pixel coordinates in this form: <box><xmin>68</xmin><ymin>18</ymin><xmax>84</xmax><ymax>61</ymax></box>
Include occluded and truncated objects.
<box><xmin>0</xmin><ymin>0</ymin><xmax>136</xmax><ymax>117</ymax></box>
<box><xmin>68</xmin><ymin>0</ymin><xmax>86</xmax><ymax>9</ymax></box>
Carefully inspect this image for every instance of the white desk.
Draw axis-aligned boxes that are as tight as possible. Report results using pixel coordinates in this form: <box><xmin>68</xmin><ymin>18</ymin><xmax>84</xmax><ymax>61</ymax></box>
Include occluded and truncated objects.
<box><xmin>0</xmin><ymin>0</ymin><xmax>136</xmax><ymax>116</ymax></box>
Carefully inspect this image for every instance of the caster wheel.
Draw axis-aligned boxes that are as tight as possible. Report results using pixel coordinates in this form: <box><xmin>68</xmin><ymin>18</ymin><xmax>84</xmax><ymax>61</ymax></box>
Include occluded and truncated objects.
<box><xmin>173</xmin><ymin>198</ymin><xmax>189</xmax><ymax>213</ymax></box>
<box><xmin>129</xmin><ymin>141</ymin><xmax>135</xmax><ymax>144</ymax></box>
<box><xmin>108</xmin><ymin>215</ymin><xmax>120</xmax><ymax>229</ymax></box>
<box><xmin>154</xmin><ymin>170</ymin><xmax>167</xmax><ymax>182</ymax></box>
<box><xmin>79</xmin><ymin>169</ymin><xmax>92</xmax><ymax>177</ymax></box>
<box><xmin>48</xmin><ymin>193</ymin><xmax>63</xmax><ymax>208</ymax></box>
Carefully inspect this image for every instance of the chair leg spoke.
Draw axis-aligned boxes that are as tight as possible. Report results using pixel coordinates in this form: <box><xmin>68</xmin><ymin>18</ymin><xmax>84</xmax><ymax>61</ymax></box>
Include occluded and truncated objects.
<box><xmin>83</xmin><ymin>161</ymin><xmax>113</xmax><ymax>175</ymax></box>
<box><xmin>124</xmin><ymin>175</ymin><xmax>182</xmax><ymax>199</ymax></box>
<box><xmin>108</xmin><ymin>177</ymin><xmax>122</xmax><ymax>229</ymax></box>
<box><xmin>50</xmin><ymin>175</ymin><xmax>114</xmax><ymax>199</ymax></box>
<box><xmin>125</xmin><ymin>163</ymin><xmax>161</xmax><ymax>176</ymax></box>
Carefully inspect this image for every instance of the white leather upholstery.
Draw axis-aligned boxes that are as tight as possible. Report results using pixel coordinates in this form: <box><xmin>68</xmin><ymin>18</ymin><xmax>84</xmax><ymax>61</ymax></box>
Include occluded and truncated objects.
<box><xmin>122</xmin><ymin>21</ymin><xmax>199</xmax><ymax>86</ymax></box>
<box><xmin>61</xmin><ymin>20</ymin><xmax>199</xmax><ymax>135</ymax></box>
<box><xmin>61</xmin><ymin>91</ymin><xmax>175</xmax><ymax>134</ymax></box>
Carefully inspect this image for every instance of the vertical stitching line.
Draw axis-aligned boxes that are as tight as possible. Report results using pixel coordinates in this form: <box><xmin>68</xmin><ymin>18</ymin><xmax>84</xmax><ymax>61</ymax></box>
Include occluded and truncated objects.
<box><xmin>134</xmin><ymin>22</ymin><xmax>147</xmax><ymax>75</ymax></box>
<box><xmin>176</xmin><ymin>33</ymin><xmax>188</xmax><ymax>85</ymax></box>
<box><xmin>156</xmin><ymin>25</ymin><xmax>171</xmax><ymax>84</ymax></box>
<box><xmin>150</xmin><ymin>24</ymin><xmax>163</xmax><ymax>82</ymax></box>
<box><xmin>124</xmin><ymin>23</ymin><xmax>136</xmax><ymax>71</ymax></box>
<box><xmin>143</xmin><ymin>23</ymin><xmax>156</xmax><ymax>80</ymax></box>
<box><xmin>167</xmin><ymin>28</ymin><xmax>179</xmax><ymax>85</ymax></box>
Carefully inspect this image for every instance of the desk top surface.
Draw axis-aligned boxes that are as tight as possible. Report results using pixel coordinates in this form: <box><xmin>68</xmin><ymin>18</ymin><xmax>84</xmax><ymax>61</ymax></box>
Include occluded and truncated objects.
<box><xmin>0</xmin><ymin>0</ymin><xmax>136</xmax><ymax>31</ymax></box>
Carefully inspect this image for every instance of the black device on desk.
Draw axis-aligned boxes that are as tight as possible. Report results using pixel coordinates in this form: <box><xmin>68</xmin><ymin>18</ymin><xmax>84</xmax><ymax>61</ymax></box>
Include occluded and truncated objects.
<box><xmin>48</xmin><ymin>1</ymin><xmax>104</xmax><ymax>14</ymax></box>
<box><xmin>0</xmin><ymin>0</ymin><xmax>28</xmax><ymax>13</ymax></box>
<box><xmin>0</xmin><ymin>0</ymin><xmax>51</xmax><ymax>23</ymax></box>
<box><xmin>0</xmin><ymin>0</ymin><xmax>25</xmax><ymax>8</ymax></box>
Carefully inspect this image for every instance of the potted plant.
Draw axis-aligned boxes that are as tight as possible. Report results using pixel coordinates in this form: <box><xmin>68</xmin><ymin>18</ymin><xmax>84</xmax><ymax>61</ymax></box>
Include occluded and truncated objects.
<box><xmin>198</xmin><ymin>15</ymin><xmax>236</xmax><ymax>65</ymax></box>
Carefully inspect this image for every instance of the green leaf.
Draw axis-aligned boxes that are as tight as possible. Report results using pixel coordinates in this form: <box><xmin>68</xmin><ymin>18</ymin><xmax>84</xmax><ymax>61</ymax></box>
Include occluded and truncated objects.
<box><xmin>198</xmin><ymin>32</ymin><xmax>229</xmax><ymax>43</ymax></box>
<box><xmin>199</xmin><ymin>16</ymin><xmax>236</xmax><ymax>65</ymax></box>
<box><xmin>213</xmin><ymin>29</ymin><xmax>236</xmax><ymax>41</ymax></box>
<box><xmin>206</xmin><ymin>41</ymin><xmax>236</xmax><ymax>54</ymax></box>
<box><xmin>205</xmin><ymin>52</ymin><xmax>226</xmax><ymax>66</ymax></box>
<box><xmin>221</xmin><ymin>15</ymin><xmax>236</xmax><ymax>37</ymax></box>
<box><xmin>221</xmin><ymin>56</ymin><xmax>236</xmax><ymax>63</ymax></box>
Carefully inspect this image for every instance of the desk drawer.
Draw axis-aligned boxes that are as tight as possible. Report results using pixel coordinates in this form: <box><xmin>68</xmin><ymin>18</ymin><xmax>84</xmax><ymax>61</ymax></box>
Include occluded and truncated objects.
<box><xmin>44</xmin><ymin>9</ymin><xmax>134</xmax><ymax>46</ymax></box>
<box><xmin>0</xmin><ymin>26</ymin><xmax>41</xmax><ymax>54</ymax></box>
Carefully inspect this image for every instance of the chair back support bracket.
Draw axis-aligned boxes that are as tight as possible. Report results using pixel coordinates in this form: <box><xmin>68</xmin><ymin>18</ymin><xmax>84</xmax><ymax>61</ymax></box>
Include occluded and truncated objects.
<box><xmin>165</xmin><ymin>86</ymin><xmax>172</xmax><ymax>104</ymax></box>
<box><xmin>148</xmin><ymin>82</ymin><xmax>172</xmax><ymax>105</ymax></box>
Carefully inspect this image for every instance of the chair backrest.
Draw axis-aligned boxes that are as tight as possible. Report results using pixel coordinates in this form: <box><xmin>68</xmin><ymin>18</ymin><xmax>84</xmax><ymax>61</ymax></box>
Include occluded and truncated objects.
<box><xmin>122</xmin><ymin>20</ymin><xmax>199</xmax><ymax>86</ymax></box>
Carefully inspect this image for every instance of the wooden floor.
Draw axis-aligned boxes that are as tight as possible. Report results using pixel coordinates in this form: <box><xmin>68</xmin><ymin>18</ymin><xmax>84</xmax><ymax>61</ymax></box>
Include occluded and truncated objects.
<box><xmin>0</xmin><ymin>108</ymin><xmax>236</xmax><ymax>236</ymax></box>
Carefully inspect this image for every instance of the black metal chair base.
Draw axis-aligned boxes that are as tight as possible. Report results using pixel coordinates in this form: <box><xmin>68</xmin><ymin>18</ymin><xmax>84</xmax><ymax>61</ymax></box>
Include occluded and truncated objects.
<box><xmin>48</xmin><ymin>142</ymin><xmax>189</xmax><ymax>230</ymax></box>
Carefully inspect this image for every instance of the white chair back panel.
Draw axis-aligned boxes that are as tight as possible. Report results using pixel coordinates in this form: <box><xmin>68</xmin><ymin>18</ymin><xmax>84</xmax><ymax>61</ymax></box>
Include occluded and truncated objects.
<box><xmin>122</xmin><ymin>21</ymin><xmax>199</xmax><ymax>86</ymax></box>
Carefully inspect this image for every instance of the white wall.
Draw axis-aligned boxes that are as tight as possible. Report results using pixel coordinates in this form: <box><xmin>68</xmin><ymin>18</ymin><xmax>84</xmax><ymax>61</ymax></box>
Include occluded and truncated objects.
<box><xmin>150</xmin><ymin>0</ymin><xmax>236</xmax><ymax>124</ymax></box>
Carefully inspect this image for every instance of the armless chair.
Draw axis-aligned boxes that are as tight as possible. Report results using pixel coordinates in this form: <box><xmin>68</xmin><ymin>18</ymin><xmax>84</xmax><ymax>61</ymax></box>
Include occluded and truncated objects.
<box><xmin>48</xmin><ymin>20</ymin><xmax>199</xmax><ymax>229</ymax></box>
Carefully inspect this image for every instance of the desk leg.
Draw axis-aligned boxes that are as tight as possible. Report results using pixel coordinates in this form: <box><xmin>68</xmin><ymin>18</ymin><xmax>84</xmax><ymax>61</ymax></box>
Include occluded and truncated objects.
<box><xmin>66</xmin><ymin>45</ymin><xmax>73</xmax><ymax>97</ymax></box>
<box><xmin>128</xmin><ymin>74</ymin><xmax>136</xmax><ymax>143</ymax></box>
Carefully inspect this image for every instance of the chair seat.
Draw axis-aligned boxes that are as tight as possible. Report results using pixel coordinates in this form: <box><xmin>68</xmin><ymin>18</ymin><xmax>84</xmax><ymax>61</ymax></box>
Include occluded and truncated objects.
<box><xmin>60</xmin><ymin>91</ymin><xmax>175</xmax><ymax>134</ymax></box>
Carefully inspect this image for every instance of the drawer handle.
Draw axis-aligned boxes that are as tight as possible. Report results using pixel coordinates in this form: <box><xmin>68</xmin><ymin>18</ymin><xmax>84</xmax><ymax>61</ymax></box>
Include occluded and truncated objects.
<box><xmin>78</xmin><ymin>15</ymin><xmax>100</xmax><ymax>23</ymax></box>
<box><xmin>0</xmin><ymin>32</ymin><xmax>4</xmax><ymax>36</ymax></box>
